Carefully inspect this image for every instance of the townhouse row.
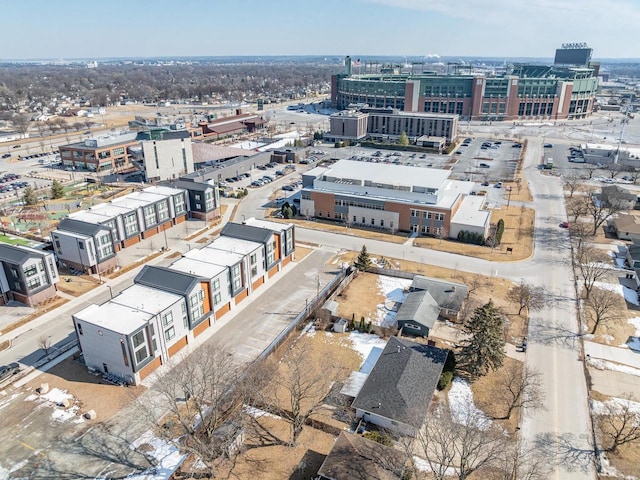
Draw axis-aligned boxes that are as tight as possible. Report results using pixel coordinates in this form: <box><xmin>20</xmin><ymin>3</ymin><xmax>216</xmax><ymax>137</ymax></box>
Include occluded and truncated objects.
<box><xmin>72</xmin><ymin>218</ymin><xmax>295</xmax><ymax>385</ymax></box>
<box><xmin>51</xmin><ymin>182</ymin><xmax>219</xmax><ymax>275</ymax></box>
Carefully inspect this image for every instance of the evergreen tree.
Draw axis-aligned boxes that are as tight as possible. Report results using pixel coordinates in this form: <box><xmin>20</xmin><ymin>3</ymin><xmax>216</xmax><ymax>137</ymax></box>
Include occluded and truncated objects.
<box><xmin>22</xmin><ymin>186</ymin><xmax>38</xmax><ymax>206</ymax></box>
<box><xmin>398</xmin><ymin>131</ymin><xmax>409</xmax><ymax>146</ymax></box>
<box><xmin>458</xmin><ymin>300</ymin><xmax>505</xmax><ymax>378</ymax></box>
<box><xmin>354</xmin><ymin>245</ymin><xmax>371</xmax><ymax>271</ymax></box>
<box><xmin>50</xmin><ymin>180</ymin><xmax>64</xmax><ymax>199</ymax></box>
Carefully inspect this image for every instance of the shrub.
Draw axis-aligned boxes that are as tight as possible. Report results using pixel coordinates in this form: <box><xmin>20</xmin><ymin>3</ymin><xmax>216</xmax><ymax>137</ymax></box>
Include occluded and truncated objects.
<box><xmin>363</xmin><ymin>431</ymin><xmax>393</xmax><ymax>446</ymax></box>
<box><xmin>437</xmin><ymin>371</ymin><xmax>454</xmax><ymax>390</ymax></box>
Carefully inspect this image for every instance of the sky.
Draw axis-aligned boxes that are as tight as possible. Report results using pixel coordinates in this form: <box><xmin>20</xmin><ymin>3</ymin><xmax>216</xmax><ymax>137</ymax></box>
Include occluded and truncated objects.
<box><xmin>1</xmin><ymin>0</ymin><xmax>638</xmax><ymax>60</ymax></box>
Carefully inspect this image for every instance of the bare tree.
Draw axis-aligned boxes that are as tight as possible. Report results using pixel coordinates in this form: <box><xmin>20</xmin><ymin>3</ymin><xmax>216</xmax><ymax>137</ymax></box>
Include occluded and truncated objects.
<box><xmin>491</xmin><ymin>362</ymin><xmax>545</xmax><ymax>420</ymax></box>
<box><xmin>586</xmin><ymin>286</ymin><xmax>623</xmax><ymax>334</ymax></box>
<box><xmin>596</xmin><ymin>394</ymin><xmax>640</xmax><ymax>453</ymax></box>
<box><xmin>491</xmin><ymin>440</ymin><xmax>554</xmax><ymax>480</ymax></box>
<box><xmin>607</xmin><ymin>163</ymin><xmax>623</xmax><ymax>179</ymax></box>
<box><xmin>506</xmin><ymin>280</ymin><xmax>545</xmax><ymax>315</ymax></box>
<box><xmin>569</xmin><ymin>221</ymin><xmax>593</xmax><ymax>251</ymax></box>
<box><xmin>416</xmin><ymin>404</ymin><xmax>508</xmax><ymax>480</ymax></box>
<box><xmin>584</xmin><ymin>189</ymin><xmax>628</xmax><ymax>236</ymax></box>
<box><xmin>12</xmin><ymin>114</ymin><xmax>31</xmax><ymax>138</ymax></box>
<box><xmin>140</xmin><ymin>346</ymin><xmax>244</xmax><ymax>477</ymax></box>
<box><xmin>566</xmin><ymin>197</ymin><xmax>589</xmax><ymax>224</ymax></box>
<box><xmin>38</xmin><ymin>334</ymin><xmax>51</xmax><ymax>356</ymax></box>
<box><xmin>584</xmin><ymin>164</ymin><xmax>598</xmax><ymax>180</ymax></box>
<box><xmin>564</xmin><ymin>172</ymin><xmax>584</xmax><ymax>198</ymax></box>
<box><xmin>251</xmin><ymin>339</ymin><xmax>345</xmax><ymax>446</ymax></box>
<box><xmin>575</xmin><ymin>245</ymin><xmax>612</xmax><ymax>298</ymax></box>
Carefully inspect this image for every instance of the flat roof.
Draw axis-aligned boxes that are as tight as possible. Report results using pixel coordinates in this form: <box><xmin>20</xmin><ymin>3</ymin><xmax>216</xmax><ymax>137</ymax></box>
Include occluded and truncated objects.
<box><xmin>243</xmin><ymin>217</ymin><xmax>292</xmax><ymax>232</ymax></box>
<box><xmin>129</xmin><ymin>191</ymin><xmax>168</xmax><ymax>203</ymax></box>
<box><xmin>324</xmin><ymin>159</ymin><xmax>450</xmax><ymax>190</ymax></box>
<box><xmin>88</xmin><ymin>202</ymin><xmax>135</xmax><ymax>217</ymax></box>
<box><xmin>69</xmin><ymin>210</ymin><xmax>114</xmax><ymax>224</ymax></box>
<box><xmin>74</xmin><ymin>302</ymin><xmax>152</xmax><ymax>335</ymax></box>
<box><xmin>185</xmin><ymin>247</ymin><xmax>243</xmax><ymax>267</ymax></box>
<box><xmin>110</xmin><ymin>284</ymin><xmax>183</xmax><ymax>314</ymax></box>
<box><xmin>452</xmin><ymin>195</ymin><xmax>490</xmax><ymax>228</ymax></box>
<box><xmin>143</xmin><ymin>185</ymin><xmax>185</xmax><ymax>197</ymax></box>
<box><xmin>110</xmin><ymin>197</ymin><xmax>149</xmax><ymax>209</ymax></box>
<box><xmin>51</xmin><ymin>228</ymin><xmax>91</xmax><ymax>241</ymax></box>
<box><xmin>210</xmin><ymin>236</ymin><xmax>262</xmax><ymax>255</ymax></box>
<box><xmin>170</xmin><ymin>256</ymin><xmax>227</xmax><ymax>279</ymax></box>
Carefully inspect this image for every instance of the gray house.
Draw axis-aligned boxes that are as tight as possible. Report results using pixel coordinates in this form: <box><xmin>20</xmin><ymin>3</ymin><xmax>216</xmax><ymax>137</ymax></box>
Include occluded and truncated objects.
<box><xmin>0</xmin><ymin>244</ymin><xmax>59</xmax><ymax>306</ymax></box>
<box><xmin>395</xmin><ymin>290</ymin><xmax>441</xmax><ymax>337</ymax></box>
<box><xmin>351</xmin><ymin>337</ymin><xmax>448</xmax><ymax>436</ymax></box>
<box><xmin>410</xmin><ymin>275</ymin><xmax>468</xmax><ymax>321</ymax></box>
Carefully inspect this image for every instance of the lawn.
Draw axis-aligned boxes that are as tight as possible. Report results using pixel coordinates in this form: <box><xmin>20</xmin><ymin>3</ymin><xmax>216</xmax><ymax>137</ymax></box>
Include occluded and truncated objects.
<box><xmin>0</xmin><ymin>234</ymin><xmax>31</xmax><ymax>246</ymax></box>
<box><xmin>413</xmin><ymin>205</ymin><xmax>536</xmax><ymax>261</ymax></box>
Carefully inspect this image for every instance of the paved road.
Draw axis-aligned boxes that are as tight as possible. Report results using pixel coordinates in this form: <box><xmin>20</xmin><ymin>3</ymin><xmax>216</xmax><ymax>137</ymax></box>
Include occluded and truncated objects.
<box><xmin>286</xmin><ymin>139</ymin><xmax>595</xmax><ymax>478</ymax></box>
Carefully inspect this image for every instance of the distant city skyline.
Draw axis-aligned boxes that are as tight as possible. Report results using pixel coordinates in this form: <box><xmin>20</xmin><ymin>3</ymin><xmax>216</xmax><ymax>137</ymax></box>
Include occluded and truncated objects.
<box><xmin>1</xmin><ymin>0</ymin><xmax>638</xmax><ymax>60</ymax></box>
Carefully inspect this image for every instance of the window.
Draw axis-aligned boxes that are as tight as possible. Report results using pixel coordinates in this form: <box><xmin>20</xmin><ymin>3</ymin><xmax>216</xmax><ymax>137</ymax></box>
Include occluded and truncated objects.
<box><xmin>162</xmin><ymin>311</ymin><xmax>174</xmax><ymax>326</ymax></box>
<box><xmin>23</xmin><ymin>265</ymin><xmax>38</xmax><ymax>277</ymax></box>
<box><xmin>157</xmin><ymin>201</ymin><xmax>170</xmax><ymax>222</ymax></box>
<box><xmin>213</xmin><ymin>292</ymin><xmax>222</xmax><ymax>305</ymax></box>
<box><xmin>144</xmin><ymin>205</ymin><xmax>156</xmax><ymax>227</ymax></box>
<box><xmin>132</xmin><ymin>331</ymin><xmax>146</xmax><ymax>348</ymax></box>
<box><xmin>124</xmin><ymin>213</ymin><xmax>138</xmax><ymax>236</ymax></box>
<box><xmin>250</xmin><ymin>253</ymin><xmax>257</xmax><ymax>266</ymax></box>
<box><xmin>435</xmin><ymin>213</ymin><xmax>445</xmax><ymax>221</ymax></box>
<box><xmin>195</xmin><ymin>194</ymin><xmax>201</xmax><ymax>201</ymax></box>
<box><xmin>27</xmin><ymin>277</ymin><xmax>41</xmax><ymax>289</ymax></box>
<box><xmin>38</xmin><ymin>261</ymin><xmax>45</xmax><ymax>272</ymax></box>
<box><xmin>181</xmin><ymin>302</ymin><xmax>186</xmax><ymax>313</ymax></box>
<box><xmin>196</xmin><ymin>203</ymin><xmax>202</xmax><ymax>209</ymax></box>
<box><xmin>77</xmin><ymin>323</ymin><xmax>83</xmax><ymax>335</ymax></box>
<box><xmin>120</xmin><ymin>340</ymin><xmax>128</xmax><ymax>367</ymax></box>
<box><xmin>190</xmin><ymin>293</ymin><xmax>198</xmax><ymax>307</ymax></box>
<box><xmin>380</xmin><ymin>219</ymin><xmax>384</xmax><ymax>227</ymax></box>
<box><xmin>198</xmin><ymin>289</ymin><xmax>204</xmax><ymax>301</ymax></box>
<box><xmin>174</xmin><ymin>194</ymin><xmax>186</xmax><ymax>215</ymax></box>
<box><xmin>164</xmin><ymin>326</ymin><xmax>175</xmax><ymax>341</ymax></box>
<box><xmin>421</xmin><ymin>225</ymin><xmax>430</xmax><ymax>234</ymax></box>
<box><xmin>411</xmin><ymin>209</ymin><xmax>418</xmax><ymax>217</ymax></box>
<box><xmin>213</xmin><ymin>278</ymin><xmax>220</xmax><ymax>291</ymax></box>
<box><xmin>135</xmin><ymin>346</ymin><xmax>148</xmax><ymax>363</ymax></box>
<box><xmin>78</xmin><ymin>242</ymin><xmax>84</xmax><ymax>250</ymax></box>
<box><xmin>371</xmin><ymin>218</ymin><xmax>375</xmax><ymax>225</ymax></box>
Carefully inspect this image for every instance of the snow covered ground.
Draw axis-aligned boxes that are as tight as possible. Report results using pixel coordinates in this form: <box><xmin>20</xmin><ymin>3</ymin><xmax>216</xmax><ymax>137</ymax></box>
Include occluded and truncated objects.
<box><xmin>375</xmin><ymin>275</ymin><xmax>412</xmax><ymax>327</ymax></box>
<box><xmin>589</xmin><ymin>357</ymin><xmax>640</xmax><ymax>377</ymax></box>
<box><xmin>447</xmin><ymin>378</ymin><xmax>490</xmax><ymax>429</ymax></box>
<box><xmin>593</xmin><ymin>281</ymin><xmax>639</xmax><ymax>306</ymax></box>
<box><xmin>348</xmin><ymin>331</ymin><xmax>387</xmax><ymax>360</ymax></box>
<box><xmin>127</xmin><ymin>430</ymin><xmax>187</xmax><ymax>480</ymax></box>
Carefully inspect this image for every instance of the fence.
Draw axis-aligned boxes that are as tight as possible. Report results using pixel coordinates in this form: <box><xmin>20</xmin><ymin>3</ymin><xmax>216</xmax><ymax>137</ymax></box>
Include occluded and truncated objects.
<box><xmin>366</xmin><ymin>266</ymin><xmax>415</xmax><ymax>281</ymax></box>
<box><xmin>253</xmin><ymin>267</ymin><xmax>355</xmax><ymax>364</ymax></box>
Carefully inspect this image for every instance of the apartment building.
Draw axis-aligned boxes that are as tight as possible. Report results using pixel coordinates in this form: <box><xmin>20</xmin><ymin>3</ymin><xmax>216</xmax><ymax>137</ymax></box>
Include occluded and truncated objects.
<box><xmin>58</xmin><ymin>133</ymin><xmax>139</xmax><ymax>172</ymax></box>
<box><xmin>0</xmin><ymin>244</ymin><xmax>59</xmax><ymax>306</ymax></box>
<box><xmin>51</xmin><ymin>185</ymin><xmax>188</xmax><ymax>273</ymax></box>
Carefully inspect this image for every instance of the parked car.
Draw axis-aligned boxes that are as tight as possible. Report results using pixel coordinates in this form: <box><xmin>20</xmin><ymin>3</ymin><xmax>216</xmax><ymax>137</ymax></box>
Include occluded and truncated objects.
<box><xmin>481</xmin><ymin>181</ymin><xmax>489</xmax><ymax>186</ymax></box>
<box><xmin>282</xmin><ymin>185</ymin><xmax>294</xmax><ymax>191</ymax></box>
<box><xmin>12</xmin><ymin>145</ymin><xmax>21</xmax><ymax>149</ymax></box>
<box><xmin>479</xmin><ymin>163</ymin><xmax>490</xmax><ymax>168</ymax></box>
<box><xmin>544</xmin><ymin>143</ymin><xmax>553</xmax><ymax>148</ymax></box>
<box><xmin>1</xmin><ymin>153</ymin><xmax>10</xmax><ymax>158</ymax></box>
<box><xmin>494</xmin><ymin>182</ymin><xmax>503</xmax><ymax>188</ymax></box>
<box><xmin>560</xmin><ymin>221</ymin><xmax>570</xmax><ymax>228</ymax></box>
<box><xmin>275</xmin><ymin>170</ymin><xmax>285</xmax><ymax>176</ymax></box>
<box><xmin>512</xmin><ymin>143</ymin><xmax>522</xmax><ymax>148</ymax></box>
<box><xmin>0</xmin><ymin>362</ymin><xmax>20</xmax><ymax>382</ymax></box>
<box><xmin>256</xmin><ymin>165</ymin><xmax>267</xmax><ymax>170</ymax></box>
<box><xmin>455</xmin><ymin>151</ymin><xmax>462</xmax><ymax>155</ymax></box>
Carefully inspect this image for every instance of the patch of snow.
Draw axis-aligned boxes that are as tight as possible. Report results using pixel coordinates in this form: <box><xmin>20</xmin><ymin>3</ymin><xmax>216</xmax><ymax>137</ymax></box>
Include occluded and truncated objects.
<box><xmin>628</xmin><ymin>317</ymin><xmax>640</xmax><ymax>336</ymax></box>
<box><xmin>51</xmin><ymin>405</ymin><xmax>81</xmax><ymax>422</ymax></box>
<box><xmin>375</xmin><ymin>276</ymin><xmax>411</xmax><ymax>327</ymax></box>
<box><xmin>128</xmin><ymin>430</ymin><xmax>187</xmax><ymax>480</ymax></box>
<box><xmin>40</xmin><ymin>388</ymin><xmax>73</xmax><ymax>404</ymax></box>
<box><xmin>614</xmin><ymin>257</ymin><xmax>628</xmax><ymax>269</ymax></box>
<box><xmin>591</xmin><ymin>397</ymin><xmax>640</xmax><ymax>415</ymax></box>
<box><xmin>23</xmin><ymin>394</ymin><xmax>37</xmax><ymax>402</ymax></box>
<box><xmin>348</xmin><ymin>331</ymin><xmax>387</xmax><ymax>360</ymax></box>
<box><xmin>593</xmin><ymin>281</ymin><xmax>639</xmax><ymax>306</ymax></box>
<box><xmin>243</xmin><ymin>405</ymin><xmax>282</xmax><ymax>420</ymax></box>
<box><xmin>448</xmin><ymin>378</ymin><xmax>490</xmax><ymax>429</ymax></box>
<box><xmin>600</xmin><ymin>334</ymin><xmax>615</xmax><ymax>344</ymax></box>
<box><xmin>412</xmin><ymin>456</ymin><xmax>458</xmax><ymax>475</ymax></box>
<box><xmin>0</xmin><ymin>393</ymin><xmax>20</xmax><ymax>411</ymax></box>
<box><xmin>301</xmin><ymin>322</ymin><xmax>316</xmax><ymax>337</ymax></box>
<box><xmin>589</xmin><ymin>357</ymin><xmax>640</xmax><ymax>377</ymax></box>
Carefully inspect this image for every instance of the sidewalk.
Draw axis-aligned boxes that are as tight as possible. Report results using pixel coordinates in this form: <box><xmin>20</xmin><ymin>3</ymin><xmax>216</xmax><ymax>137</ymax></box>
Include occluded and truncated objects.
<box><xmin>0</xmin><ymin>200</ymin><xmax>238</xmax><ymax>348</ymax></box>
<box><xmin>584</xmin><ymin>341</ymin><xmax>640</xmax><ymax>369</ymax></box>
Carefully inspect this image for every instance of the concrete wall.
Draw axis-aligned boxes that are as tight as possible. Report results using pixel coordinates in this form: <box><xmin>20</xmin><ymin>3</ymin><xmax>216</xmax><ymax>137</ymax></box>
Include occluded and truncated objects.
<box><xmin>52</xmin><ymin>231</ymin><xmax>97</xmax><ymax>268</ymax></box>
<box><xmin>142</xmin><ymin>138</ymin><xmax>194</xmax><ymax>181</ymax></box>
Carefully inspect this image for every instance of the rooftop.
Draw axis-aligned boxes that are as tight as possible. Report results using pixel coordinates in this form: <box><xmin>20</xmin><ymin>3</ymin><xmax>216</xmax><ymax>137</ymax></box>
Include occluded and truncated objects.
<box><xmin>395</xmin><ymin>290</ymin><xmax>441</xmax><ymax>330</ymax></box>
<box><xmin>352</xmin><ymin>337</ymin><xmax>448</xmax><ymax>429</ymax></box>
<box><xmin>186</xmin><ymin>247</ymin><xmax>243</xmax><ymax>267</ymax></box>
<box><xmin>134</xmin><ymin>265</ymin><xmax>202</xmax><ymax>295</ymax></box>
<box><xmin>243</xmin><ymin>217</ymin><xmax>293</xmax><ymax>232</ymax></box>
<box><xmin>210</xmin><ymin>236</ymin><xmax>262</xmax><ymax>255</ymax></box>
<box><xmin>0</xmin><ymin>244</ymin><xmax>45</xmax><ymax>264</ymax></box>
<box><xmin>221</xmin><ymin>222</ymin><xmax>274</xmax><ymax>245</ymax></box>
<box><xmin>74</xmin><ymin>302</ymin><xmax>152</xmax><ymax>335</ymax></box>
<box><xmin>169</xmin><ymin>256</ymin><xmax>227</xmax><ymax>279</ymax></box>
<box><xmin>110</xmin><ymin>284</ymin><xmax>183</xmax><ymax>314</ymax></box>
<box><xmin>451</xmin><ymin>195</ymin><xmax>490</xmax><ymax>228</ymax></box>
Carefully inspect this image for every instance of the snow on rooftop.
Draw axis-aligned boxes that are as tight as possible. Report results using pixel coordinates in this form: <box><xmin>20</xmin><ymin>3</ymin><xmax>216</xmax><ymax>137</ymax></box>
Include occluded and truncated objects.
<box><xmin>130</xmin><ymin>430</ymin><xmax>187</xmax><ymax>480</ymax></box>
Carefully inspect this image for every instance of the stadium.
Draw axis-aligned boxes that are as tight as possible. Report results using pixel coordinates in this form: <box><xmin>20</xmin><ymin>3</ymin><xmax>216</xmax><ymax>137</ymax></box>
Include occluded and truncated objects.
<box><xmin>331</xmin><ymin>44</ymin><xmax>599</xmax><ymax>122</ymax></box>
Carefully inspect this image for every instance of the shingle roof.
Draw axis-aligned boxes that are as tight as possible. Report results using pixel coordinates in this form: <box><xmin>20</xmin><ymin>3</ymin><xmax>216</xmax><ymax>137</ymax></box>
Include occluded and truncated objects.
<box><xmin>221</xmin><ymin>222</ymin><xmax>273</xmax><ymax>244</ymax></box>
<box><xmin>613</xmin><ymin>214</ymin><xmax>640</xmax><ymax>235</ymax></box>
<box><xmin>0</xmin><ymin>244</ymin><xmax>42</xmax><ymax>264</ymax></box>
<box><xmin>57</xmin><ymin>218</ymin><xmax>108</xmax><ymax>236</ymax></box>
<box><xmin>352</xmin><ymin>337</ymin><xmax>448</xmax><ymax>428</ymax></box>
<box><xmin>395</xmin><ymin>290</ymin><xmax>440</xmax><ymax>330</ymax></box>
<box><xmin>410</xmin><ymin>275</ymin><xmax>468</xmax><ymax>312</ymax></box>
<box><xmin>317</xmin><ymin>432</ymin><xmax>406</xmax><ymax>480</ymax></box>
<box><xmin>134</xmin><ymin>265</ymin><xmax>203</xmax><ymax>295</ymax></box>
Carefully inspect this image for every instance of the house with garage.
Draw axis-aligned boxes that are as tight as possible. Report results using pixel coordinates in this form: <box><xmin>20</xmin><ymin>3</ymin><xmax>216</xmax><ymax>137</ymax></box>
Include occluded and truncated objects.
<box><xmin>351</xmin><ymin>336</ymin><xmax>448</xmax><ymax>436</ymax></box>
<box><xmin>410</xmin><ymin>275</ymin><xmax>468</xmax><ymax>321</ymax></box>
<box><xmin>316</xmin><ymin>431</ymin><xmax>407</xmax><ymax>480</ymax></box>
<box><xmin>134</xmin><ymin>266</ymin><xmax>213</xmax><ymax>337</ymax></box>
<box><xmin>0</xmin><ymin>244</ymin><xmax>59</xmax><ymax>306</ymax></box>
<box><xmin>611</xmin><ymin>213</ymin><xmax>640</xmax><ymax>242</ymax></box>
